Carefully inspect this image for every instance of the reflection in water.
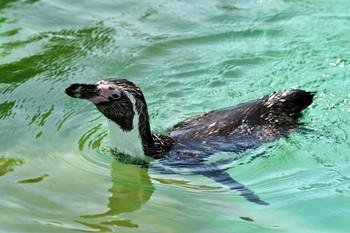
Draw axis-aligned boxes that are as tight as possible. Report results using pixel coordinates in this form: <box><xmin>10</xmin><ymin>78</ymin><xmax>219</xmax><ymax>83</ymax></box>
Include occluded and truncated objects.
<box><xmin>55</xmin><ymin>110</ymin><xmax>75</xmax><ymax>131</ymax></box>
<box><xmin>17</xmin><ymin>173</ymin><xmax>49</xmax><ymax>184</ymax></box>
<box><xmin>29</xmin><ymin>105</ymin><xmax>55</xmax><ymax>138</ymax></box>
<box><xmin>0</xmin><ymin>100</ymin><xmax>15</xmax><ymax>120</ymax></box>
<box><xmin>0</xmin><ymin>23</ymin><xmax>117</xmax><ymax>141</ymax></box>
<box><xmin>0</xmin><ymin>22</ymin><xmax>116</xmax><ymax>93</ymax></box>
<box><xmin>0</xmin><ymin>156</ymin><xmax>24</xmax><ymax>176</ymax></box>
<box><xmin>78</xmin><ymin>123</ymin><xmax>107</xmax><ymax>151</ymax></box>
<box><xmin>79</xmin><ymin>161</ymin><xmax>154</xmax><ymax>230</ymax></box>
<box><xmin>152</xmin><ymin>177</ymin><xmax>220</xmax><ymax>191</ymax></box>
<box><xmin>0</xmin><ymin>0</ymin><xmax>40</xmax><ymax>13</ymax></box>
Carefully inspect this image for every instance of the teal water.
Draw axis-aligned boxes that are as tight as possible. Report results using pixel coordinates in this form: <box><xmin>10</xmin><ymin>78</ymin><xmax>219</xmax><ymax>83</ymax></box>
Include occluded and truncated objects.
<box><xmin>1</xmin><ymin>0</ymin><xmax>350</xmax><ymax>232</ymax></box>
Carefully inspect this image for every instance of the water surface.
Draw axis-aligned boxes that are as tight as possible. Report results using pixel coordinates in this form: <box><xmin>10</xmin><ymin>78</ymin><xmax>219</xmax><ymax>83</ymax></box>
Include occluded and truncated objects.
<box><xmin>1</xmin><ymin>0</ymin><xmax>350</xmax><ymax>232</ymax></box>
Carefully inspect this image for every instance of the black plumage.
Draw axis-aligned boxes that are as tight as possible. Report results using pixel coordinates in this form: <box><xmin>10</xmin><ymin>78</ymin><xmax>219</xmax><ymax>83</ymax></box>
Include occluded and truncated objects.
<box><xmin>66</xmin><ymin>78</ymin><xmax>315</xmax><ymax>205</ymax></box>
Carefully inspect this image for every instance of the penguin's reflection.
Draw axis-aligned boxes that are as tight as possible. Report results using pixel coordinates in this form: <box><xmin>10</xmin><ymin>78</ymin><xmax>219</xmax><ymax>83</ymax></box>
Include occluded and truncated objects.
<box><xmin>78</xmin><ymin>161</ymin><xmax>154</xmax><ymax>230</ymax></box>
<box><xmin>75</xmin><ymin>157</ymin><xmax>258</xmax><ymax>231</ymax></box>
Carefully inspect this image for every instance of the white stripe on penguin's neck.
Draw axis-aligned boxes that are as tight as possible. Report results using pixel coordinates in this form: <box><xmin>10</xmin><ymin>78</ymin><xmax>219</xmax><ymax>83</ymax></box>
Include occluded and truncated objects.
<box><xmin>108</xmin><ymin>92</ymin><xmax>144</xmax><ymax>159</ymax></box>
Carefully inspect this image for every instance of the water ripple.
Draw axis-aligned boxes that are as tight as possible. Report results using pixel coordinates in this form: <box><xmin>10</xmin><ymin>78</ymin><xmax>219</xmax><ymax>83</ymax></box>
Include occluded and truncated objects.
<box><xmin>1</xmin><ymin>0</ymin><xmax>350</xmax><ymax>232</ymax></box>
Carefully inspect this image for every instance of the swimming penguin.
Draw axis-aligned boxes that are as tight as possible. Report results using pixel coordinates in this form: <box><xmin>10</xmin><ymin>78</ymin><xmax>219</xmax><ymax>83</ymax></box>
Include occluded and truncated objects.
<box><xmin>65</xmin><ymin>78</ymin><xmax>314</xmax><ymax>205</ymax></box>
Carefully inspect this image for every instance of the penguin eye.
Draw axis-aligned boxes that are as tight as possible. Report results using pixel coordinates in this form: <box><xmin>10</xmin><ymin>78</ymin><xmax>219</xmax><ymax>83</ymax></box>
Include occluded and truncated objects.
<box><xmin>111</xmin><ymin>94</ymin><xmax>121</xmax><ymax>100</ymax></box>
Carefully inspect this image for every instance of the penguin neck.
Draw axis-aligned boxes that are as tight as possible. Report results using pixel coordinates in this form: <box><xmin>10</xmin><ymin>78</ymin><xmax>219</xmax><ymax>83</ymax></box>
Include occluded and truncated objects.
<box><xmin>108</xmin><ymin>95</ymin><xmax>173</xmax><ymax>159</ymax></box>
<box><xmin>108</xmin><ymin>110</ymin><xmax>145</xmax><ymax>159</ymax></box>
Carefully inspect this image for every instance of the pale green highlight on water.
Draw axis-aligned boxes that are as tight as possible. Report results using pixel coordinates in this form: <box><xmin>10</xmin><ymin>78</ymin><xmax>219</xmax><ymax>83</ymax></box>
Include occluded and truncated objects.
<box><xmin>1</xmin><ymin>0</ymin><xmax>350</xmax><ymax>232</ymax></box>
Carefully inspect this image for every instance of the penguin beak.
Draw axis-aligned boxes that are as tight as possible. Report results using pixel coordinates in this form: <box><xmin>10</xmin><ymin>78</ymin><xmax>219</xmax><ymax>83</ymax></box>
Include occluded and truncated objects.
<box><xmin>65</xmin><ymin>83</ymin><xmax>99</xmax><ymax>99</ymax></box>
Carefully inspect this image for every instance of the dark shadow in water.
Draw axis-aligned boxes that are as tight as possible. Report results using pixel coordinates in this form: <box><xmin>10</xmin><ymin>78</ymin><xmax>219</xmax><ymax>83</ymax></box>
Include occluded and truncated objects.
<box><xmin>78</xmin><ymin>161</ymin><xmax>154</xmax><ymax>230</ymax></box>
<box><xmin>154</xmin><ymin>154</ymin><xmax>269</xmax><ymax>206</ymax></box>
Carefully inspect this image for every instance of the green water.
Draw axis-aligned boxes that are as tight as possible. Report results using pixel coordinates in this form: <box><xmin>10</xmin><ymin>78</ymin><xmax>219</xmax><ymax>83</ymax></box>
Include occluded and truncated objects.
<box><xmin>1</xmin><ymin>0</ymin><xmax>350</xmax><ymax>232</ymax></box>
